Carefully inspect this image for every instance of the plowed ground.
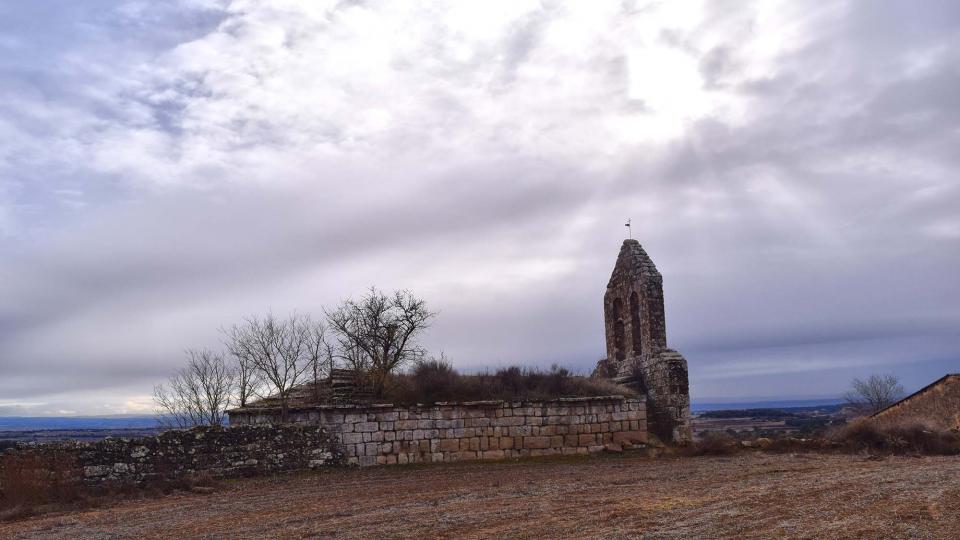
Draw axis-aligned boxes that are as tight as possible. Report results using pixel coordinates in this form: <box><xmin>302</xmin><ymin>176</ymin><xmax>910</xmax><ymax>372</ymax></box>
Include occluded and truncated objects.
<box><xmin>3</xmin><ymin>452</ymin><xmax>959</xmax><ymax>539</ymax></box>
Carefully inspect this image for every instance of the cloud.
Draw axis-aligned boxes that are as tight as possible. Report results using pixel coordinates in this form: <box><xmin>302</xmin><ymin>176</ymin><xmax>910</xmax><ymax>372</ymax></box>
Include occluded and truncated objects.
<box><xmin>0</xmin><ymin>0</ymin><xmax>958</xmax><ymax>413</ymax></box>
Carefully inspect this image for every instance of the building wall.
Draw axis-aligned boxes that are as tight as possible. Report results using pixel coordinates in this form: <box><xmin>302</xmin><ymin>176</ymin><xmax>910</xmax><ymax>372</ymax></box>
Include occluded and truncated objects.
<box><xmin>872</xmin><ymin>375</ymin><xmax>960</xmax><ymax>431</ymax></box>
<box><xmin>230</xmin><ymin>397</ymin><xmax>647</xmax><ymax>467</ymax></box>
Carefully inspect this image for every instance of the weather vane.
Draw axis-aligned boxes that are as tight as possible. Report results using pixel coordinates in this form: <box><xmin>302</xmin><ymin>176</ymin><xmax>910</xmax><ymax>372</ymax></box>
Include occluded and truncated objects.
<box><xmin>625</xmin><ymin>218</ymin><xmax>632</xmax><ymax>239</ymax></box>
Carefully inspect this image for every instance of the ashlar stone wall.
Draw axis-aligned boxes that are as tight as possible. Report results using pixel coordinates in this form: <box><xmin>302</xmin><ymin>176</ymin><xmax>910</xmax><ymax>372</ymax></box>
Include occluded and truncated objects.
<box><xmin>229</xmin><ymin>396</ymin><xmax>646</xmax><ymax>466</ymax></box>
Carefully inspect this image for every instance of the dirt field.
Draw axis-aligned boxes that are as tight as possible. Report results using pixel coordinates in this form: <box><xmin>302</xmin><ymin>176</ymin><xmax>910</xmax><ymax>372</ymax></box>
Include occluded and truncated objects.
<box><xmin>3</xmin><ymin>452</ymin><xmax>959</xmax><ymax>539</ymax></box>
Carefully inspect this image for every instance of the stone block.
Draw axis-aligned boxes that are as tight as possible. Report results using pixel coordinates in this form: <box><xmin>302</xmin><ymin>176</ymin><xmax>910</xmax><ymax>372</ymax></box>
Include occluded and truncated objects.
<box><xmin>341</xmin><ymin>432</ymin><xmax>362</xmax><ymax>445</ymax></box>
<box><xmin>482</xmin><ymin>450</ymin><xmax>505</xmax><ymax>460</ymax></box>
<box><xmin>578</xmin><ymin>434</ymin><xmax>596</xmax><ymax>446</ymax></box>
<box><xmin>523</xmin><ymin>436</ymin><xmax>551</xmax><ymax>449</ymax></box>
<box><xmin>510</xmin><ymin>425</ymin><xmax>532</xmax><ymax>437</ymax></box>
<box><xmin>439</xmin><ymin>438</ymin><xmax>460</xmax><ymax>452</ymax></box>
<box><xmin>612</xmin><ymin>430</ymin><xmax>647</xmax><ymax>444</ymax></box>
<box><xmin>357</xmin><ymin>422</ymin><xmax>379</xmax><ymax>433</ymax></box>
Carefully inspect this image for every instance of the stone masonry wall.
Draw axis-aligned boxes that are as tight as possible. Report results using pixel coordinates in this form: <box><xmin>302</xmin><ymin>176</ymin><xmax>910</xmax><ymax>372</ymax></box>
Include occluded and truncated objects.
<box><xmin>230</xmin><ymin>397</ymin><xmax>647</xmax><ymax>466</ymax></box>
<box><xmin>6</xmin><ymin>424</ymin><xmax>341</xmax><ymax>484</ymax></box>
<box><xmin>872</xmin><ymin>374</ymin><xmax>960</xmax><ymax>431</ymax></box>
<box><xmin>597</xmin><ymin>240</ymin><xmax>691</xmax><ymax>443</ymax></box>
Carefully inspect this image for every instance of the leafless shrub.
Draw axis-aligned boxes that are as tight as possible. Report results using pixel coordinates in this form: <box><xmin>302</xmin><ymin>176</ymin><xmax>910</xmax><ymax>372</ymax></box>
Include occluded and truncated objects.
<box><xmin>385</xmin><ymin>360</ymin><xmax>636</xmax><ymax>404</ymax></box>
<box><xmin>153</xmin><ymin>349</ymin><xmax>235</xmax><ymax>428</ymax></box>
<box><xmin>690</xmin><ymin>432</ymin><xmax>739</xmax><ymax>456</ymax></box>
<box><xmin>830</xmin><ymin>418</ymin><xmax>960</xmax><ymax>455</ymax></box>
<box><xmin>844</xmin><ymin>373</ymin><xmax>905</xmax><ymax>415</ymax></box>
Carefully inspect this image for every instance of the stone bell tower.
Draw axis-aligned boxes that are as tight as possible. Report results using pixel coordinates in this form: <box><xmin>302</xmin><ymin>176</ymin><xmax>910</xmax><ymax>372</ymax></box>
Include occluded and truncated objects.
<box><xmin>594</xmin><ymin>240</ymin><xmax>691</xmax><ymax>443</ymax></box>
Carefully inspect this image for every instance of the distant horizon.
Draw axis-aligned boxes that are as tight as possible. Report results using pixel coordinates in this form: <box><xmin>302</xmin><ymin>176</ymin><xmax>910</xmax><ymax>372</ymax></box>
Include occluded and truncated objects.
<box><xmin>0</xmin><ymin>395</ymin><xmax>847</xmax><ymax>420</ymax></box>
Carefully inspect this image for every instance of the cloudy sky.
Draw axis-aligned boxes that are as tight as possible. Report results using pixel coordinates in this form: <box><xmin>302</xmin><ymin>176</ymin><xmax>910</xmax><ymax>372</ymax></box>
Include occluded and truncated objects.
<box><xmin>1</xmin><ymin>0</ymin><xmax>958</xmax><ymax>416</ymax></box>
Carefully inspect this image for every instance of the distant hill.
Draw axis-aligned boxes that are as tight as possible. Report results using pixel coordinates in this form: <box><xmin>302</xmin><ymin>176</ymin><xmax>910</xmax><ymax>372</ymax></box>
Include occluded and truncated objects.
<box><xmin>691</xmin><ymin>398</ymin><xmax>844</xmax><ymax>413</ymax></box>
<box><xmin>0</xmin><ymin>415</ymin><xmax>161</xmax><ymax>431</ymax></box>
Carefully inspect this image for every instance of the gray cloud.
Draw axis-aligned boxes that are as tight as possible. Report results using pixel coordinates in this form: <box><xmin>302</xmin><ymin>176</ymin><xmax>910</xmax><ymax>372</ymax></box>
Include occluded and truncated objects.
<box><xmin>0</xmin><ymin>0</ymin><xmax>958</xmax><ymax>414</ymax></box>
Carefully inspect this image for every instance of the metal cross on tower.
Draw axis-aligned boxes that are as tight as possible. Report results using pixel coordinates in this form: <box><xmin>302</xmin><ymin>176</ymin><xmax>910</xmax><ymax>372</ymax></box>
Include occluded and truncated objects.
<box><xmin>624</xmin><ymin>218</ymin><xmax>632</xmax><ymax>239</ymax></box>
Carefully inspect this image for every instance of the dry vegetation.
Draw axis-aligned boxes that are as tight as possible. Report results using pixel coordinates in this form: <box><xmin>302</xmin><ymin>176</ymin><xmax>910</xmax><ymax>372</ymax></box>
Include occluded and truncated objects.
<box><xmin>382</xmin><ymin>360</ymin><xmax>635</xmax><ymax>405</ymax></box>
<box><xmin>0</xmin><ymin>452</ymin><xmax>219</xmax><ymax>524</ymax></box>
<box><xmin>2</xmin><ymin>452</ymin><xmax>959</xmax><ymax>539</ymax></box>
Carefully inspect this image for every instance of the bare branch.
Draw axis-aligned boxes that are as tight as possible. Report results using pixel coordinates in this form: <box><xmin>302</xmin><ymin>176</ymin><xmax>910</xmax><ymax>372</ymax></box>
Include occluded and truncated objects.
<box><xmin>153</xmin><ymin>349</ymin><xmax>235</xmax><ymax>428</ymax></box>
<box><xmin>844</xmin><ymin>373</ymin><xmax>905</xmax><ymax>415</ymax></box>
<box><xmin>326</xmin><ymin>287</ymin><xmax>435</xmax><ymax>397</ymax></box>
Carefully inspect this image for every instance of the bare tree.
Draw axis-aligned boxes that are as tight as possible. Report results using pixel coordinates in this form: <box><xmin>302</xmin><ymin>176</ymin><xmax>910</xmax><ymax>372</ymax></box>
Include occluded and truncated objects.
<box><xmin>326</xmin><ymin>288</ymin><xmax>436</xmax><ymax>396</ymax></box>
<box><xmin>306</xmin><ymin>320</ymin><xmax>335</xmax><ymax>403</ymax></box>
<box><xmin>153</xmin><ymin>349</ymin><xmax>235</xmax><ymax>428</ymax></box>
<box><xmin>223</xmin><ymin>312</ymin><xmax>327</xmax><ymax>421</ymax></box>
<box><xmin>844</xmin><ymin>373</ymin><xmax>906</xmax><ymax>415</ymax></box>
<box><xmin>230</xmin><ymin>350</ymin><xmax>262</xmax><ymax>408</ymax></box>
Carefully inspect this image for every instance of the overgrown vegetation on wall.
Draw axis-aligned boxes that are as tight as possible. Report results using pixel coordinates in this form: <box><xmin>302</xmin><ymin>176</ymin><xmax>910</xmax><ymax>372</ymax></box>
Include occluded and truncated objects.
<box><xmin>381</xmin><ymin>359</ymin><xmax>635</xmax><ymax>405</ymax></box>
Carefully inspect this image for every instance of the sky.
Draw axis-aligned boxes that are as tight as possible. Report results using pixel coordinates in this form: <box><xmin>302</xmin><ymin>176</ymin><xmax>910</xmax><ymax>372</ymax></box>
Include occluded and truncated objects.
<box><xmin>0</xmin><ymin>0</ymin><xmax>958</xmax><ymax>416</ymax></box>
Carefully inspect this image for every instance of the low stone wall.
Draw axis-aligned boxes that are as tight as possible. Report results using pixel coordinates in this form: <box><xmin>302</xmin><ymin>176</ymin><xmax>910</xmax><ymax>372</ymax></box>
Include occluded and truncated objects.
<box><xmin>6</xmin><ymin>424</ymin><xmax>341</xmax><ymax>484</ymax></box>
<box><xmin>230</xmin><ymin>396</ymin><xmax>647</xmax><ymax>466</ymax></box>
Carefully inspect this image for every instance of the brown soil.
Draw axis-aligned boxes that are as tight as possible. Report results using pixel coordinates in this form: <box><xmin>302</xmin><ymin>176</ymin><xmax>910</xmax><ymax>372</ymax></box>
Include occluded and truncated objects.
<box><xmin>3</xmin><ymin>452</ymin><xmax>959</xmax><ymax>539</ymax></box>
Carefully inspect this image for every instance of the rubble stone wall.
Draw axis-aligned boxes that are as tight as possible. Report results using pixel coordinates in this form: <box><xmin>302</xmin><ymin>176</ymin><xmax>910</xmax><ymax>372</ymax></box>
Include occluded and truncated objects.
<box><xmin>230</xmin><ymin>397</ymin><xmax>647</xmax><ymax>467</ymax></box>
<box><xmin>7</xmin><ymin>424</ymin><xmax>341</xmax><ymax>484</ymax></box>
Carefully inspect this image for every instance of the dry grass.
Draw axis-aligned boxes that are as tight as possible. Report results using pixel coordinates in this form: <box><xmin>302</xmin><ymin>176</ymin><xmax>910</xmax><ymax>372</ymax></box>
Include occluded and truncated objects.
<box><xmin>0</xmin><ymin>451</ymin><xmax>224</xmax><ymax>522</ymax></box>
<box><xmin>2</xmin><ymin>452</ymin><xmax>959</xmax><ymax>539</ymax></box>
<box><xmin>829</xmin><ymin>419</ymin><xmax>960</xmax><ymax>455</ymax></box>
<box><xmin>382</xmin><ymin>360</ymin><xmax>635</xmax><ymax>404</ymax></box>
<box><xmin>688</xmin><ymin>432</ymin><xmax>739</xmax><ymax>456</ymax></box>
<box><xmin>0</xmin><ymin>451</ymin><xmax>82</xmax><ymax>517</ymax></box>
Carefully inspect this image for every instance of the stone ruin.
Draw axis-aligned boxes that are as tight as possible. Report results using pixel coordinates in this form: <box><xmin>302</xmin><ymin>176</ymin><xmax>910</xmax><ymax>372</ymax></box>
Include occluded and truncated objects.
<box><xmin>594</xmin><ymin>239</ymin><xmax>692</xmax><ymax>443</ymax></box>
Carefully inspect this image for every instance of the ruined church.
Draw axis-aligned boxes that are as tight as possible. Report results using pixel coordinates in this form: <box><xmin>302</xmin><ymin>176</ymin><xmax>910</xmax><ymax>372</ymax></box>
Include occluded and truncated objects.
<box><xmin>594</xmin><ymin>239</ymin><xmax>692</xmax><ymax>443</ymax></box>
